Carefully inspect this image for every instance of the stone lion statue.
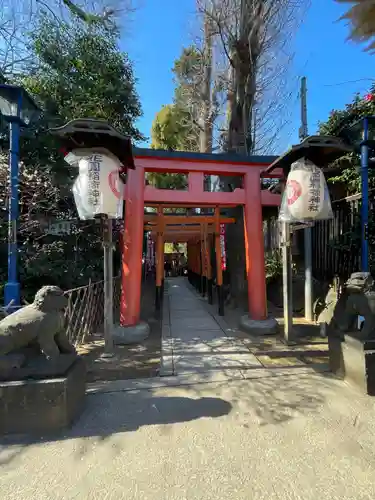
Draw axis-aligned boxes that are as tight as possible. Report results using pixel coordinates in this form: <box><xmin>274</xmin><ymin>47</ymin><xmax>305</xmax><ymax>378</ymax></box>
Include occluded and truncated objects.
<box><xmin>329</xmin><ymin>272</ymin><xmax>375</xmax><ymax>341</ymax></box>
<box><xmin>0</xmin><ymin>286</ymin><xmax>77</xmax><ymax>373</ymax></box>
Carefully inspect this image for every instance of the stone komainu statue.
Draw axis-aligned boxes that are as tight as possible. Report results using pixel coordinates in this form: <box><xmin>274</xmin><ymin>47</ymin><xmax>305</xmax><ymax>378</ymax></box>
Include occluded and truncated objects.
<box><xmin>0</xmin><ymin>286</ymin><xmax>76</xmax><ymax>373</ymax></box>
<box><xmin>329</xmin><ymin>272</ymin><xmax>375</xmax><ymax>341</ymax></box>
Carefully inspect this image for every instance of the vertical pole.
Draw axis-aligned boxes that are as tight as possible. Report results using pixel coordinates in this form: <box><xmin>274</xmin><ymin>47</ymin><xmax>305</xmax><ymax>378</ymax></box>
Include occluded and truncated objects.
<box><xmin>200</xmin><ymin>224</ymin><xmax>207</xmax><ymax>296</ymax></box>
<box><xmin>214</xmin><ymin>207</ymin><xmax>224</xmax><ymax>316</ymax></box>
<box><xmin>194</xmin><ymin>239</ymin><xmax>200</xmax><ymax>290</ymax></box>
<box><xmin>187</xmin><ymin>241</ymin><xmax>191</xmax><ymax>283</ymax></box>
<box><xmin>155</xmin><ymin>207</ymin><xmax>164</xmax><ymax>315</ymax></box>
<box><xmin>361</xmin><ymin>117</ymin><xmax>369</xmax><ymax>272</ymax></box>
<box><xmin>4</xmin><ymin>121</ymin><xmax>21</xmax><ymax>309</ymax></box>
<box><xmin>304</xmin><ymin>228</ymin><xmax>313</xmax><ymax>321</ymax></box>
<box><xmin>243</xmin><ymin>172</ymin><xmax>267</xmax><ymax>320</ymax></box>
<box><xmin>197</xmin><ymin>239</ymin><xmax>202</xmax><ymax>293</ymax></box>
<box><xmin>120</xmin><ymin>167</ymin><xmax>145</xmax><ymax>326</ymax></box>
<box><xmin>206</xmin><ymin>226</ymin><xmax>213</xmax><ymax>304</ymax></box>
<box><xmin>299</xmin><ymin>76</ymin><xmax>313</xmax><ymax>321</ymax></box>
<box><xmin>281</xmin><ymin>222</ymin><xmax>293</xmax><ymax>342</ymax></box>
<box><xmin>155</xmin><ymin>233</ymin><xmax>164</xmax><ymax>314</ymax></box>
<box><xmin>102</xmin><ymin>216</ymin><xmax>114</xmax><ymax>357</ymax></box>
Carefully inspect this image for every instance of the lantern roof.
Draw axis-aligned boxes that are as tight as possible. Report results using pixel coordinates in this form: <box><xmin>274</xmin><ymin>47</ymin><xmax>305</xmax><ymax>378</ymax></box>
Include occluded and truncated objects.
<box><xmin>49</xmin><ymin>118</ymin><xmax>135</xmax><ymax>169</ymax></box>
<box><xmin>263</xmin><ymin>135</ymin><xmax>353</xmax><ymax>176</ymax></box>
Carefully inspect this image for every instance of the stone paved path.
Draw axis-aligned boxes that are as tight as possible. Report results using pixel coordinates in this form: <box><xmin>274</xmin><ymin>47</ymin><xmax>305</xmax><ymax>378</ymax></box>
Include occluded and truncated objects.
<box><xmin>161</xmin><ymin>278</ymin><xmax>263</xmax><ymax>377</ymax></box>
<box><xmin>160</xmin><ymin>278</ymin><xmax>329</xmax><ymax>378</ymax></box>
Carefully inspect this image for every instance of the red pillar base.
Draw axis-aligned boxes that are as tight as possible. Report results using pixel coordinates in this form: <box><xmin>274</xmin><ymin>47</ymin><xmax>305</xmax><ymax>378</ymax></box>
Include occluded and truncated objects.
<box><xmin>239</xmin><ymin>315</ymin><xmax>278</xmax><ymax>336</ymax></box>
<box><xmin>113</xmin><ymin>322</ymin><xmax>150</xmax><ymax>345</ymax></box>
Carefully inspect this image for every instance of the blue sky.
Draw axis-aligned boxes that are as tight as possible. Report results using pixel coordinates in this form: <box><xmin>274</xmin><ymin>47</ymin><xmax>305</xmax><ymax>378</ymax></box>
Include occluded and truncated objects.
<box><xmin>124</xmin><ymin>0</ymin><xmax>375</xmax><ymax>153</ymax></box>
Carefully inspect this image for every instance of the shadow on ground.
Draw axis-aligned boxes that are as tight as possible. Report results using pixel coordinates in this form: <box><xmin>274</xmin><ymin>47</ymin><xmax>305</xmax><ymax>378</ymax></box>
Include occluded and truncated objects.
<box><xmin>0</xmin><ymin>369</ymin><xmax>354</xmax><ymax>465</ymax></box>
<box><xmin>183</xmin><ymin>370</ymin><xmax>337</xmax><ymax>426</ymax></box>
<box><xmin>0</xmin><ymin>394</ymin><xmax>232</xmax><ymax>461</ymax></box>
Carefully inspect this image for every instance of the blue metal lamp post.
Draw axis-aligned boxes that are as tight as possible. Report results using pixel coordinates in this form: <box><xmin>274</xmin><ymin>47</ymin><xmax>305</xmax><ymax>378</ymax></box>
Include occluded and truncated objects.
<box><xmin>341</xmin><ymin>115</ymin><xmax>375</xmax><ymax>272</ymax></box>
<box><xmin>0</xmin><ymin>85</ymin><xmax>39</xmax><ymax>309</ymax></box>
<box><xmin>361</xmin><ymin>117</ymin><xmax>370</xmax><ymax>272</ymax></box>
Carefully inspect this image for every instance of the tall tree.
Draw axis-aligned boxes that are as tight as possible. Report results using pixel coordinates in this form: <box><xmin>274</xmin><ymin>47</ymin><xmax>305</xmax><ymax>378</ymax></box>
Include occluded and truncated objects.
<box><xmin>149</xmin><ymin>39</ymin><xmax>224</xmax><ymax>192</ymax></box>
<box><xmin>0</xmin><ymin>14</ymin><xmax>142</xmax><ymax>300</ymax></box>
<box><xmin>318</xmin><ymin>87</ymin><xmax>375</xmax><ymax>194</ymax></box>
<box><xmin>199</xmin><ymin>14</ymin><xmax>214</xmax><ymax>153</ymax></box>
<box><xmin>0</xmin><ymin>0</ymin><xmax>134</xmax><ymax>79</ymax></box>
<box><xmin>24</xmin><ymin>17</ymin><xmax>142</xmax><ymax>137</ymax></box>
<box><xmin>151</xmin><ymin>104</ymin><xmax>199</xmax><ymax>152</ymax></box>
<box><xmin>148</xmin><ymin>47</ymin><xmax>204</xmax><ymax>190</ymax></box>
<box><xmin>198</xmin><ymin>0</ymin><xmax>307</xmax><ymax>154</ymax></box>
<box><xmin>151</xmin><ymin>36</ymin><xmax>223</xmax><ymax>155</ymax></box>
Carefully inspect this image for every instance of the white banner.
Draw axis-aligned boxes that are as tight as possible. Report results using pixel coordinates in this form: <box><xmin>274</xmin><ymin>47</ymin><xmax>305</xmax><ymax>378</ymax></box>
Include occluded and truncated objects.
<box><xmin>66</xmin><ymin>148</ymin><xmax>124</xmax><ymax>220</ymax></box>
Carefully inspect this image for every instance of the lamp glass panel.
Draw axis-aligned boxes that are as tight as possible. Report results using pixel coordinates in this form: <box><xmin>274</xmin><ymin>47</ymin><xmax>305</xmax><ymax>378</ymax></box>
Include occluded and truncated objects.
<box><xmin>0</xmin><ymin>96</ymin><xmax>18</xmax><ymax>117</ymax></box>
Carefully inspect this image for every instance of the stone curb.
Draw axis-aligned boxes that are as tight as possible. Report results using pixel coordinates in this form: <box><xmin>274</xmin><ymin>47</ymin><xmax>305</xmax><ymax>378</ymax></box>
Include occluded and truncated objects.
<box><xmin>86</xmin><ymin>365</ymin><xmax>330</xmax><ymax>395</ymax></box>
<box><xmin>160</xmin><ymin>286</ymin><xmax>174</xmax><ymax>377</ymax></box>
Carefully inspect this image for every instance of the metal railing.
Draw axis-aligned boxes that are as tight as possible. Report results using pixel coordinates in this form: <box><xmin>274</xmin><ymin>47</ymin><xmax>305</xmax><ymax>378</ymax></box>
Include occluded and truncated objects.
<box><xmin>0</xmin><ymin>276</ymin><xmax>121</xmax><ymax>346</ymax></box>
<box><xmin>64</xmin><ymin>276</ymin><xmax>121</xmax><ymax>345</ymax></box>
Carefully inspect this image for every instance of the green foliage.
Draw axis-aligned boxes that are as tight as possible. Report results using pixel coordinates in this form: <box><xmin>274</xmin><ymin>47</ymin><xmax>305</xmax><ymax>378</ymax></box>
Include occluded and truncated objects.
<box><xmin>147</xmin><ymin>172</ymin><xmax>188</xmax><ymax>190</ymax></box>
<box><xmin>265</xmin><ymin>250</ymin><xmax>283</xmax><ymax>284</ymax></box>
<box><xmin>164</xmin><ymin>243</ymin><xmax>186</xmax><ymax>254</ymax></box>
<box><xmin>318</xmin><ymin>85</ymin><xmax>375</xmax><ymax>194</ymax></box>
<box><xmin>151</xmin><ymin>104</ymin><xmax>198</xmax><ymax>152</ymax></box>
<box><xmin>173</xmin><ymin>46</ymin><xmax>203</xmax><ymax>111</ymax></box>
<box><xmin>24</xmin><ymin>16</ymin><xmax>142</xmax><ymax>138</ymax></box>
<box><xmin>0</xmin><ymin>15</ymin><xmax>142</xmax><ymax>302</ymax></box>
<box><xmin>151</xmin><ymin>46</ymin><xmax>202</xmax><ymax>154</ymax></box>
<box><xmin>318</xmin><ymin>85</ymin><xmax>375</xmax><ymax>273</ymax></box>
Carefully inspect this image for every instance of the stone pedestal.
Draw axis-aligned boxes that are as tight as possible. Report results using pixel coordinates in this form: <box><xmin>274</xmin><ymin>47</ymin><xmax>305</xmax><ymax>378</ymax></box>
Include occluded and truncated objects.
<box><xmin>239</xmin><ymin>315</ymin><xmax>279</xmax><ymax>336</ymax></box>
<box><xmin>0</xmin><ymin>357</ymin><xmax>86</xmax><ymax>435</ymax></box>
<box><xmin>329</xmin><ymin>334</ymin><xmax>375</xmax><ymax>396</ymax></box>
<box><xmin>113</xmin><ymin>321</ymin><xmax>150</xmax><ymax>345</ymax></box>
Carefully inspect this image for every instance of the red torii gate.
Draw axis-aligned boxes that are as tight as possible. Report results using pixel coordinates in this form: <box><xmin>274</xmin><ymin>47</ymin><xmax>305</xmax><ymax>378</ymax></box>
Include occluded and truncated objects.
<box><xmin>145</xmin><ymin>211</ymin><xmax>236</xmax><ymax>314</ymax></box>
<box><xmin>120</xmin><ymin>149</ymin><xmax>281</xmax><ymax>335</ymax></box>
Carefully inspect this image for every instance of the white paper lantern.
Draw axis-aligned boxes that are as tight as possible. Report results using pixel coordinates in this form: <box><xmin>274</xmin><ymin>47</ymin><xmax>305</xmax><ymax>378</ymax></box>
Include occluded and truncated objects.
<box><xmin>286</xmin><ymin>166</ymin><xmax>326</xmax><ymax>220</ymax></box>
<box><xmin>71</xmin><ymin>151</ymin><xmax>124</xmax><ymax>220</ymax></box>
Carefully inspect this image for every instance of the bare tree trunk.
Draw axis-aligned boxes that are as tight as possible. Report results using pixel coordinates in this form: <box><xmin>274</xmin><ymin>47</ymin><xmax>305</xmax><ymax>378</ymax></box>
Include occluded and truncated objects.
<box><xmin>225</xmin><ymin>0</ymin><xmax>263</xmax><ymax>309</ymax></box>
<box><xmin>199</xmin><ymin>14</ymin><xmax>214</xmax><ymax>154</ymax></box>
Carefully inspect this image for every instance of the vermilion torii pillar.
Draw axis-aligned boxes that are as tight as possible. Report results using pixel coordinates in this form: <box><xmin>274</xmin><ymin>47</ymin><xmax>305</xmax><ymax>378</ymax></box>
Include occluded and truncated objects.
<box><xmin>120</xmin><ymin>166</ymin><xmax>145</xmax><ymax>327</ymax></box>
<box><xmin>243</xmin><ymin>171</ymin><xmax>267</xmax><ymax>320</ymax></box>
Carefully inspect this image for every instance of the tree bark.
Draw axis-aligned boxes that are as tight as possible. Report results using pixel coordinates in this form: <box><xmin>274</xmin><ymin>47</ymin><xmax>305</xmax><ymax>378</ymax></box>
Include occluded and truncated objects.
<box><xmin>224</xmin><ymin>0</ymin><xmax>263</xmax><ymax>309</ymax></box>
<box><xmin>199</xmin><ymin>14</ymin><xmax>214</xmax><ymax>154</ymax></box>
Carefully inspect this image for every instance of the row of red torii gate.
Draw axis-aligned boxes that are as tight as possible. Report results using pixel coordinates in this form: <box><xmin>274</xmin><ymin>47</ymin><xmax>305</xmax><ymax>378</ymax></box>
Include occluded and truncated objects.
<box><xmin>119</xmin><ymin>149</ymin><xmax>282</xmax><ymax>329</ymax></box>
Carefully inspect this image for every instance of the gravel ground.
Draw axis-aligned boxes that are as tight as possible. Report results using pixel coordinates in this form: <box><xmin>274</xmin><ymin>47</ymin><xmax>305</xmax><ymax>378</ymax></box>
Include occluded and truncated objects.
<box><xmin>1</xmin><ymin>371</ymin><xmax>375</xmax><ymax>500</ymax></box>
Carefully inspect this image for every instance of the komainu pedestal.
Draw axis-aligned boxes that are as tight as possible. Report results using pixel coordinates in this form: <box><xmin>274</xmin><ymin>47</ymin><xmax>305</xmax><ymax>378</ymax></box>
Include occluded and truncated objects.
<box><xmin>0</xmin><ymin>357</ymin><xmax>86</xmax><ymax>435</ymax></box>
<box><xmin>0</xmin><ymin>286</ymin><xmax>86</xmax><ymax>435</ymax></box>
<box><xmin>329</xmin><ymin>334</ymin><xmax>375</xmax><ymax>396</ymax></box>
<box><xmin>328</xmin><ymin>272</ymin><xmax>375</xmax><ymax>395</ymax></box>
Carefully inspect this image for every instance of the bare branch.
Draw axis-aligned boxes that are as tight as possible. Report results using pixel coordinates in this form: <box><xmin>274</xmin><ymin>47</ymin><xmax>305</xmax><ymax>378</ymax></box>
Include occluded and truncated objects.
<box><xmin>196</xmin><ymin>0</ymin><xmax>310</xmax><ymax>154</ymax></box>
<box><xmin>0</xmin><ymin>0</ymin><xmax>137</xmax><ymax>78</ymax></box>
